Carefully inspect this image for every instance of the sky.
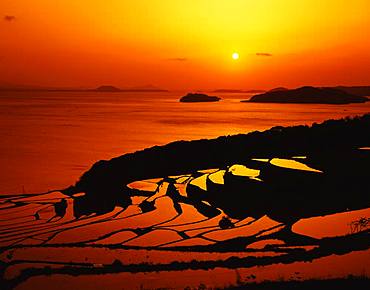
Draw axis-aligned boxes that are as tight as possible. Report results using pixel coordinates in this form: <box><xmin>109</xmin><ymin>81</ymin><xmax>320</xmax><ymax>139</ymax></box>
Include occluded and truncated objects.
<box><xmin>1</xmin><ymin>0</ymin><xmax>370</xmax><ymax>90</ymax></box>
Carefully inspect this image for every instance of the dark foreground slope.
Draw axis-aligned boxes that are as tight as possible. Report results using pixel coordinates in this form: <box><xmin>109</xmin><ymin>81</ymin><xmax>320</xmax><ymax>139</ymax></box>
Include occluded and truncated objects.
<box><xmin>246</xmin><ymin>86</ymin><xmax>369</xmax><ymax>104</ymax></box>
<box><xmin>65</xmin><ymin>114</ymin><xmax>370</xmax><ymax>203</ymax></box>
<box><xmin>334</xmin><ymin>86</ymin><xmax>370</xmax><ymax>97</ymax></box>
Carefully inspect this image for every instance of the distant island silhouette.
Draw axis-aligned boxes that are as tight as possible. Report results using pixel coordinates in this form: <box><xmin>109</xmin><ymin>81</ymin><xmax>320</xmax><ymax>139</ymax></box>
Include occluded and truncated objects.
<box><xmin>94</xmin><ymin>85</ymin><xmax>121</xmax><ymax>92</ymax></box>
<box><xmin>213</xmin><ymin>89</ymin><xmax>266</xmax><ymax>93</ymax></box>
<box><xmin>0</xmin><ymin>83</ymin><xmax>168</xmax><ymax>93</ymax></box>
<box><xmin>1</xmin><ymin>83</ymin><xmax>370</xmax><ymax>97</ymax></box>
<box><xmin>245</xmin><ymin>86</ymin><xmax>369</xmax><ymax>104</ymax></box>
<box><xmin>333</xmin><ymin>86</ymin><xmax>370</xmax><ymax>97</ymax></box>
<box><xmin>91</xmin><ymin>85</ymin><xmax>169</xmax><ymax>92</ymax></box>
<box><xmin>180</xmin><ymin>93</ymin><xmax>221</xmax><ymax>102</ymax></box>
<box><xmin>268</xmin><ymin>87</ymin><xmax>288</xmax><ymax>92</ymax></box>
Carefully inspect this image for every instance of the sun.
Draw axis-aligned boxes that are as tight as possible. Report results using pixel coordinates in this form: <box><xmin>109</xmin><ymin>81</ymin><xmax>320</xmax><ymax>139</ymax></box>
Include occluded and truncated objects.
<box><xmin>232</xmin><ymin>52</ymin><xmax>239</xmax><ymax>60</ymax></box>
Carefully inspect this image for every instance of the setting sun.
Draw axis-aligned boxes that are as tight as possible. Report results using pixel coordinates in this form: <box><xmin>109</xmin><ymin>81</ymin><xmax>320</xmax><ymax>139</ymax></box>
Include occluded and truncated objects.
<box><xmin>232</xmin><ymin>52</ymin><xmax>240</xmax><ymax>60</ymax></box>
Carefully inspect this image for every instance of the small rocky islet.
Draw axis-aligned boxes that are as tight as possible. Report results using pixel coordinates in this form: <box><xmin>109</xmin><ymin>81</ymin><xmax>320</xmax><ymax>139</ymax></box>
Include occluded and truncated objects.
<box><xmin>180</xmin><ymin>93</ymin><xmax>221</xmax><ymax>102</ymax></box>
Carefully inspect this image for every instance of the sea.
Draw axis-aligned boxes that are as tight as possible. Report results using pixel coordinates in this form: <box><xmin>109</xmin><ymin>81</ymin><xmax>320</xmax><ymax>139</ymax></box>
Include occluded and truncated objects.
<box><xmin>0</xmin><ymin>90</ymin><xmax>369</xmax><ymax>194</ymax></box>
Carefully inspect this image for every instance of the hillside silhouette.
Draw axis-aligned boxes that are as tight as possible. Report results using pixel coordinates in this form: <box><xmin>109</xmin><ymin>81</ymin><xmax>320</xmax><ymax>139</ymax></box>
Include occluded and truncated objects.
<box><xmin>94</xmin><ymin>85</ymin><xmax>121</xmax><ymax>92</ymax></box>
<box><xmin>334</xmin><ymin>86</ymin><xmax>370</xmax><ymax>97</ymax></box>
<box><xmin>246</xmin><ymin>86</ymin><xmax>369</xmax><ymax>104</ymax></box>
<box><xmin>63</xmin><ymin>114</ymin><xmax>370</xmax><ymax>228</ymax></box>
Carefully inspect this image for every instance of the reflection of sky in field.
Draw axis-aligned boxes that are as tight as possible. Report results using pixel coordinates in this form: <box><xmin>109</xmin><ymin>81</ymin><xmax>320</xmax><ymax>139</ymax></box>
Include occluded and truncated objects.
<box><xmin>1</xmin><ymin>186</ymin><xmax>369</xmax><ymax>289</ymax></box>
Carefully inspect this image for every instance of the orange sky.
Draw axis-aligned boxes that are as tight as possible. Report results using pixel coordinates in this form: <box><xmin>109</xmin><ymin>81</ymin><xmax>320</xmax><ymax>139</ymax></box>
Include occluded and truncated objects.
<box><xmin>1</xmin><ymin>0</ymin><xmax>369</xmax><ymax>90</ymax></box>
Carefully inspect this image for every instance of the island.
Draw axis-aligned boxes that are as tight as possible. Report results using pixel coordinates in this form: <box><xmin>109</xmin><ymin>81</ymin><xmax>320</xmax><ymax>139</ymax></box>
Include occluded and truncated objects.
<box><xmin>0</xmin><ymin>83</ymin><xmax>169</xmax><ymax>92</ymax></box>
<box><xmin>212</xmin><ymin>89</ymin><xmax>265</xmax><ymax>93</ymax></box>
<box><xmin>93</xmin><ymin>85</ymin><xmax>168</xmax><ymax>92</ymax></box>
<box><xmin>268</xmin><ymin>87</ymin><xmax>288</xmax><ymax>92</ymax></box>
<box><xmin>332</xmin><ymin>86</ymin><xmax>370</xmax><ymax>97</ymax></box>
<box><xmin>94</xmin><ymin>85</ymin><xmax>121</xmax><ymax>92</ymax></box>
<box><xmin>243</xmin><ymin>86</ymin><xmax>369</xmax><ymax>104</ymax></box>
<box><xmin>180</xmin><ymin>93</ymin><xmax>221</xmax><ymax>103</ymax></box>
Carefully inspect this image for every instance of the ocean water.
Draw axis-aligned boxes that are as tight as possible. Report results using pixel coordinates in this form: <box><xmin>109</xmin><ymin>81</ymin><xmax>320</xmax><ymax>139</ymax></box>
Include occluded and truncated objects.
<box><xmin>0</xmin><ymin>90</ymin><xmax>369</xmax><ymax>194</ymax></box>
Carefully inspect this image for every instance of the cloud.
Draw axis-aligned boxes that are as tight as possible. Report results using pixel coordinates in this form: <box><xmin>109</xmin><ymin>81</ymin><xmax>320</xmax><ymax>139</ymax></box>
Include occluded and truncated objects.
<box><xmin>256</xmin><ymin>52</ymin><xmax>272</xmax><ymax>57</ymax></box>
<box><xmin>166</xmin><ymin>57</ymin><xmax>188</xmax><ymax>61</ymax></box>
<box><xmin>4</xmin><ymin>15</ymin><xmax>16</xmax><ymax>22</ymax></box>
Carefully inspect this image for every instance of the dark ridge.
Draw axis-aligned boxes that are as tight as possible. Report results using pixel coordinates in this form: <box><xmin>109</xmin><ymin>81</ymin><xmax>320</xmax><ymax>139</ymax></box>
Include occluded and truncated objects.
<box><xmin>244</xmin><ymin>90</ymin><xmax>266</xmax><ymax>93</ymax></box>
<box><xmin>213</xmin><ymin>89</ymin><xmax>245</xmax><ymax>93</ymax></box>
<box><xmin>0</xmin><ymin>85</ymin><xmax>168</xmax><ymax>93</ymax></box>
<box><xmin>268</xmin><ymin>87</ymin><xmax>288</xmax><ymax>92</ymax></box>
<box><xmin>212</xmin><ymin>89</ymin><xmax>266</xmax><ymax>93</ymax></box>
<box><xmin>65</xmin><ymin>114</ymin><xmax>370</xmax><ymax>198</ymax></box>
<box><xmin>94</xmin><ymin>85</ymin><xmax>121</xmax><ymax>92</ymax></box>
<box><xmin>118</xmin><ymin>88</ymin><xmax>168</xmax><ymax>92</ymax></box>
<box><xmin>92</xmin><ymin>85</ymin><xmax>169</xmax><ymax>92</ymax></box>
<box><xmin>333</xmin><ymin>86</ymin><xmax>370</xmax><ymax>97</ymax></box>
<box><xmin>244</xmin><ymin>86</ymin><xmax>369</xmax><ymax>104</ymax></box>
<box><xmin>180</xmin><ymin>93</ymin><xmax>221</xmax><ymax>102</ymax></box>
